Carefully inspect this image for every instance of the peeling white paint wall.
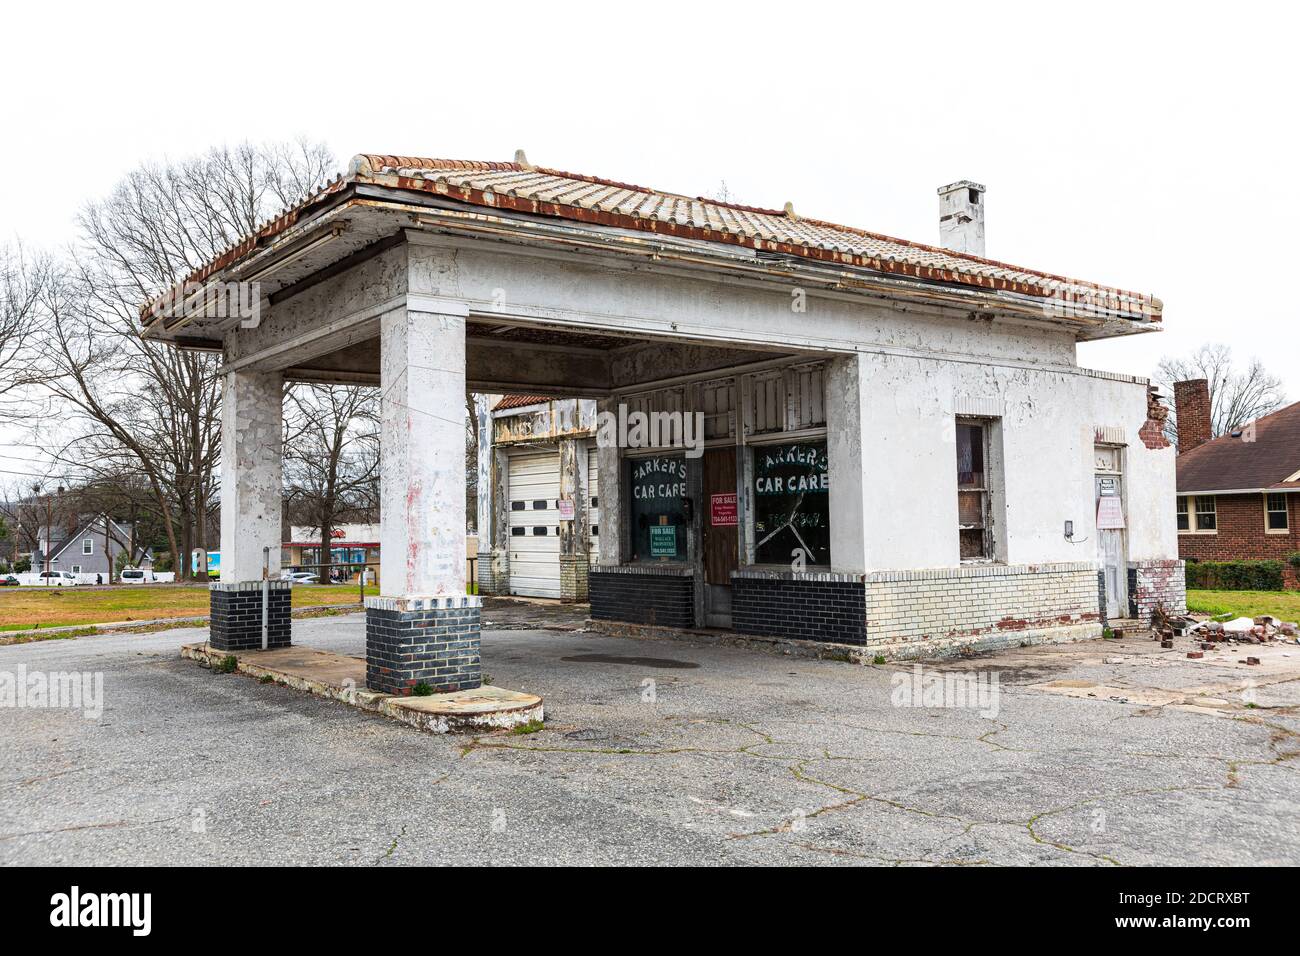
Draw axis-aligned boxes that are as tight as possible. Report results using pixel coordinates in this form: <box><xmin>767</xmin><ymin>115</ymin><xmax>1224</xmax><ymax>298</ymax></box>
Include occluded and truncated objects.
<box><xmin>378</xmin><ymin>304</ymin><xmax>469</xmax><ymax>597</ymax></box>
<box><xmin>219</xmin><ymin>369</ymin><xmax>283</xmax><ymax>581</ymax></box>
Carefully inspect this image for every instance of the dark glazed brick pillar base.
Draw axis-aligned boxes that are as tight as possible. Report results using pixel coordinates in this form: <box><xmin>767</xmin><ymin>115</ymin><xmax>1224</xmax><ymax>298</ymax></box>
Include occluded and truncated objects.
<box><xmin>1097</xmin><ymin>571</ymin><xmax>1108</xmax><ymax>629</ymax></box>
<box><xmin>732</xmin><ymin>572</ymin><xmax>867</xmax><ymax>645</ymax></box>
<box><xmin>365</xmin><ymin>595</ymin><xmax>482</xmax><ymax>695</ymax></box>
<box><xmin>209</xmin><ymin>581</ymin><xmax>292</xmax><ymax>652</ymax></box>
<box><xmin>589</xmin><ymin>568</ymin><xmax>693</xmax><ymax>627</ymax></box>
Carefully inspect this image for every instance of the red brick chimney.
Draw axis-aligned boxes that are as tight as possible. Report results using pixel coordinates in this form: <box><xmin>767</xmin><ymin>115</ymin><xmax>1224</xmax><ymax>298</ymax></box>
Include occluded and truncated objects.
<box><xmin>1173</xmin><ymin>379</ymin><xmax>1212</xmax><ymax>452</ymax></box>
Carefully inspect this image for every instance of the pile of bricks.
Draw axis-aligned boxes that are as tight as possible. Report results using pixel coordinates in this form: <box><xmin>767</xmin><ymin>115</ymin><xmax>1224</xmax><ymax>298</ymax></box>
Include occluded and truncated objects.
<box><xmin>1150</xmin><ymin>606</ymin><xmax>1298</xmax><ymax>662</ymax></box>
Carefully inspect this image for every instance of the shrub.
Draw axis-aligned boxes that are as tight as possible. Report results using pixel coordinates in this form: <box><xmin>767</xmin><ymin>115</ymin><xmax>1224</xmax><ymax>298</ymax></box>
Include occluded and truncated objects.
<box><xmin>1287</xmin><ymin>551</ymin><xmax>1300</xmax><ymax>572</ymax></box>
<box><xmin>1185</xmin><ymin>560</ymin><xmax>1285</xmax><ymax>591</ymax></box>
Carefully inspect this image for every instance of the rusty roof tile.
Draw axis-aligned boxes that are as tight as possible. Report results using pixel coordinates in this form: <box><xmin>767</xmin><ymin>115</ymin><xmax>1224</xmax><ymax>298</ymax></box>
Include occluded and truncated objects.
<box><xmin>143</xmin><ymin>153</ymin><xmax>1163</xmax><ymax>324</ymax></box>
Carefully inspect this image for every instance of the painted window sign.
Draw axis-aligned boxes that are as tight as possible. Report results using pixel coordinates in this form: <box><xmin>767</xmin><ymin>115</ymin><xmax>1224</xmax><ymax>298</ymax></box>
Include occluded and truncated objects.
<box><xmin>630</xmin><ymin>455</ymin><xmax>687</xmax><ymax>561</ymax></box>
<box><xmin>754</xmin><ymin>442</ymin><xmax>830</xmax><ymax>565</ymax></box>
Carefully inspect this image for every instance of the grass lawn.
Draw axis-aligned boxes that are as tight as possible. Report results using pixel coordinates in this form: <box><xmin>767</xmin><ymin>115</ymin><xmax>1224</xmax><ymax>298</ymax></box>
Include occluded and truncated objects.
<box><xmin>1186</xmin><ymin>589</ymin><xmax>1300</xmax><ymax>621</ymax></box>
<box><xmin>0</xmin><ymin>583</ymin><xmax>380</xmax><ymax>631</ymax></box>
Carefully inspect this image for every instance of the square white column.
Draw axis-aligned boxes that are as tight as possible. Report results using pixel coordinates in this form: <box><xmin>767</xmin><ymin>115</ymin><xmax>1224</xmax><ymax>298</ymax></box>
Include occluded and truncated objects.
<box><xmin>219</xmin><ymin>369</ymin><xmax>284</xmax><ymax>582</ymax></box>
<box><xmin>825</xmin><ymin>354</ymin><xmax>868</xmax><ymax>573</ymax></box>
<box><xmin>378</xmin><ymin>304</ymin><xmax>469</xmax><ymax>598</ymax></box>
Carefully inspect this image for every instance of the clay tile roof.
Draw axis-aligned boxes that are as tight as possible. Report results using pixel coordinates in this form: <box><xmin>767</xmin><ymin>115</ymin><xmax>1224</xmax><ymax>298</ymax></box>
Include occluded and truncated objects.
<box><xmin>142</xmin><ymin>153</ymin><xmax>1164</xmax><ymax>325</ymax></box>
<box><xmin>494</xmin><ymin>394</ymin><xmax>554</xmax><ymax>411</ymax></box>
<box><xmin>1176</xmin><ymin>400</ymin><xmax>1300</xmax><ymax>493</ymax></box>
<box><xmin>351</xmin><ymin>154</ymin><xmax>1159</xmax><ymax>319</ymax></box>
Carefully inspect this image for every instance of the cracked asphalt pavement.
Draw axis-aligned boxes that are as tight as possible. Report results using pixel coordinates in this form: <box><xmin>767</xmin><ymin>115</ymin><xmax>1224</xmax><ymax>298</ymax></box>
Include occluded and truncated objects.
<box><xmin>3</xmin><ymin>604</ymin><xmax>1299</xmax><ymax>866</ymax></box>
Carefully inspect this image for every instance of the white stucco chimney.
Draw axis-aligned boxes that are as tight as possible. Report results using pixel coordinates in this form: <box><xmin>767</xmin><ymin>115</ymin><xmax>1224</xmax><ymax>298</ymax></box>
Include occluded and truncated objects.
<box><xmin>937</xmin><ymin>180</ymin><xmax>986</xmax><ymax>257</ymax></box>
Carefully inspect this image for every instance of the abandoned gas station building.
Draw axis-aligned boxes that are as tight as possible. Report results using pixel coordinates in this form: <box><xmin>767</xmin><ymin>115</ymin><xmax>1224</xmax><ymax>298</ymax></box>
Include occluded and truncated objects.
<box><xmin>143</xmin><ymin>152</ymin><xmax>1184</xmax><ymax>695</ymax></box>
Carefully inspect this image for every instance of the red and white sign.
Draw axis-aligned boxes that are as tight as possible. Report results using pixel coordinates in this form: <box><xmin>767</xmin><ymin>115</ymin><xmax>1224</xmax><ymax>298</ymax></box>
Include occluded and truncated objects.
<box><xmin>557</xmin><ymin>498</ymin><xmax>575</xmax><ymax>521</ymax></box>
<box><xmin>1096</xmin><ymin>496</ymin><xmax>1125</xmax><ymax>530</ymax></box>
<box><xmin>710</xmin><ymin>492</ymin><xmax>738</xmax><ymax>527</ymax></box>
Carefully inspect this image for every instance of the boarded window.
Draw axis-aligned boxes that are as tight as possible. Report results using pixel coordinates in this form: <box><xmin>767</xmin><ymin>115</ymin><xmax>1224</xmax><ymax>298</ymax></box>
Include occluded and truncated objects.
<box><xmin>701</xmin><ymin>379</ymin><xmax>736</xmax><ymax>440</ymax></box>
<box><xmin>957</xmin><ymin>421</ymin><xmax>990</xmax><ymax>559</ymax></box>
<box><xmin>749</xmin><ymin>371</ymin><xmax>785</xmax><ymax>434</ymax></box>
<box><xmin>753</xmin><ymin>442</ymin><xmax>830</xmax><ymax>565</ymax></box>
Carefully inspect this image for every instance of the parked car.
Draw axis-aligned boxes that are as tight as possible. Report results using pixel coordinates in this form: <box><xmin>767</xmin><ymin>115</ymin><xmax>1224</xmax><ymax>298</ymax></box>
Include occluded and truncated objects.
<box><xmin>119</xmin><ymin>568</ymin><xmax>156</xmax><ymax>584</ymax></box>
<box><xmin>286</xmin><ymin>571</ymin><xmax>319</xmax><ymax>584</ymax></box>
<box><xmin>0</xmin><ymin>574</ymin><xmax>18</xmax><ymax>587</ymax></box>
<box><xmin>30</xmin><ymin>570</ymin><xmax>80</xmax><ymax>587</ymax></box>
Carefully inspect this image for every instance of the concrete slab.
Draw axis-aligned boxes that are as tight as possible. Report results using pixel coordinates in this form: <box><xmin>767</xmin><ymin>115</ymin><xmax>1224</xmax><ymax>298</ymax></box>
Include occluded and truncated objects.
<box><xmin>387</xmin><ymin>685</ymin><xmax>543</xmax><ymax>734</ymax></box>
<box><xmin>179</xmin><ymin>642</ymin><xmax>542</xmax><ymax>734</ymax></box>
<box><xmin>6</xmin><ymin>614</ymin><xmax>1300</xmax><ymax>865</ymax></box>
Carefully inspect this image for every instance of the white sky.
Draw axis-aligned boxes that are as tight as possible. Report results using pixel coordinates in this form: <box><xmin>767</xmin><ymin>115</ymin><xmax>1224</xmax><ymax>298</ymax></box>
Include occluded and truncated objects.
<box><xmin>1</xmin><ymin>0</ymin><xmax>1295</xmax><ymax>479</ymax></box>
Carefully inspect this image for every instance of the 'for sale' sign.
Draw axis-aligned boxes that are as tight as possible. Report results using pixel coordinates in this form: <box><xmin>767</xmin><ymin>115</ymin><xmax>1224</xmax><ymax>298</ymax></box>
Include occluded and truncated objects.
<box><xmin>711</xmin><ymin>492</ymin><xmax>738</xmax><ymax>527</ymax></box>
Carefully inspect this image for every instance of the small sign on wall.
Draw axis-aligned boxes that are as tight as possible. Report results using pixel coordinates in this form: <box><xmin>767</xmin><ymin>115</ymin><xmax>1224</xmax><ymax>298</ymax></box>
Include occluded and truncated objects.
<box><xmin>557</xmin><ymin>498</ymin><xmax>575</xmax><ymax>520</ymax></box>
<box><xmin>710</xmin><ymin>492</ymin><xmax>738</xmax><ymax>527</ymax></box>
<box><xmin>1097</xmin><ymin>496</ymin><xmax>1125</xmax><ymax>530</ymax></box>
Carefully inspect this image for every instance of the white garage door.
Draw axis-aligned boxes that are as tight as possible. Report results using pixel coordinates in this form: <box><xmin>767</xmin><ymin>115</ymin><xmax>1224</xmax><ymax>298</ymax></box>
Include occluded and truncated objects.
<box><xmin>588</xmin><ymin>447</ymin><xmax>600</xmax><ymax>567</ymax></box>
<box><xmin>508</xmin><ymin>453</ymin><xmax>561</xmax><ymax>598</ymax></box>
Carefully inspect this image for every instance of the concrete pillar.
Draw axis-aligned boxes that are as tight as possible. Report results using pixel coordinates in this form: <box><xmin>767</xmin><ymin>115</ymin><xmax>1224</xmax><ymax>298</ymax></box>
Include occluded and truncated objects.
<box><xmin>558</xmin><ymin>436</ymin><xmax>589</xmax><ymax>602</ymax></box>
<box><xmin>211</xmin><ymin>369</ymin><xmax>291</xmax><ymax>651</ymax></box>
<box><xmin>595</xmin><ymin>397</ymin><xmax>623</xmax><ymax>566</ymax></box>
<box><xmin>366</xmin><ymin>304</ymin><xmax>481</xmax><ymax>695</ymax></box>
<box><xmin>825</xmin><ymin>354</ymin><xmax>868</xmax><ymax>573</ymax></box>
<box><xmin>473</xmin><ymin>392</ymin><xmax>510</xmax><ymax>594</ymax></box>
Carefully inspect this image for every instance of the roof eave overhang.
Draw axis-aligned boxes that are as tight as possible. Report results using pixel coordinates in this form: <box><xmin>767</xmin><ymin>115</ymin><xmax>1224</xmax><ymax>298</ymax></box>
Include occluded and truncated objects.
<box><xmin>1177</xmin><ymin>486</ymin><xmax>1300</xmax><ymax>495</ymax></box>
<box><xmin>141</xmin><ymin>180</ymin><xmax>1163</xmax><ymax>345</ymax></box>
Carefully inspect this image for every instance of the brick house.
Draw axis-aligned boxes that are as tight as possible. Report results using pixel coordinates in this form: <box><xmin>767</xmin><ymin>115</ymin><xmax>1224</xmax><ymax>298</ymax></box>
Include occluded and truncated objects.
<box><xmin>1174</xmin><ymin>379</ymin><xmax>1300</xmax><ymax>587</ymax></box>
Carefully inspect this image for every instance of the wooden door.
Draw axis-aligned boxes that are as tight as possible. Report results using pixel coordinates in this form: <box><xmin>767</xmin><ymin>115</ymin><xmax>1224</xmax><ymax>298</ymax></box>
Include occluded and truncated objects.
<box><xmin>702</xmin><ymin>449</ymin><xmax>739</xmax><ymax>625</ymax></box>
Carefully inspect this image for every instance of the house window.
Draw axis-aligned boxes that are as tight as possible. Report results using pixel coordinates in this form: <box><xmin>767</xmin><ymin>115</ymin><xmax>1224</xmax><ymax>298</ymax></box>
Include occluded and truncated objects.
<box><xmin>1194</xmin><ymin>496</ymin><xmax>1217</xmax><ymax>531</ymax></box>
<box><xmin>753</xmin><ymin>442</ymin><xmax>830</xmax><ymax>565</ymax></box>
<box><xmin>71</xmin><ymin>565</ymin><xmax>82</xmax><ymax>574</ymax></box>
<box><xmin>82</xmin><ymin>538</ymin><xmax>94</xmax><ymax>555</ymax></box>
<box><xmin>629</xmin><ymin>455</ymin><xmax>688</xmax><ymax>561</ymax></box>
<box><xmin>956</xmin><ymin>421</ymin><xmax>991</xmax><ymax>560</ymax></box>
<box><xmin>1266</xmin><ymin>493</ymin><xmax>1289</xmax><ymax>532</ymax></box>
<box><xmin>1176</xmin><ymin>496</ymin><xmax>1189</xmax><ymax>531</ymax></box>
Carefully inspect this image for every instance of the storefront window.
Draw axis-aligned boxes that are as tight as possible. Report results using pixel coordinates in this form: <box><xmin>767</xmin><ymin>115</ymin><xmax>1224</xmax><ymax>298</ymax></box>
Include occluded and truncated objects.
<box><xmin>753</xmin><ymin>442</ymin><xmax>830</xmax><ymax>565</ymax></box>
<box><xmin>630</xmin><ymin>455</ymin><xmax>688</xmax><ymax>561</ymax></box>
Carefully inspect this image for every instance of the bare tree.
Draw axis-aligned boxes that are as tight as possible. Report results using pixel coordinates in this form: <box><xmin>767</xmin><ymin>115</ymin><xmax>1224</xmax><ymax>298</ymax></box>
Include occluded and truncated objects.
<box><xmin>283</xmin><ymin>383</ymin><xmax>380</xmax><ymax>579</ymax></box>
<box><xmin>17</xmin><ymin>140</ymin><xmax>335</xmax><ymax>577</ymax></box>
<box><xmin>1157</xmin><ymin>344</ymin><xmax>1287</xmax><ymax>442</ymax></box>
<box><xmin>0</xmin><ymin>244</ymin><xmax>49</xmax><ymax>417</ymax></box>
